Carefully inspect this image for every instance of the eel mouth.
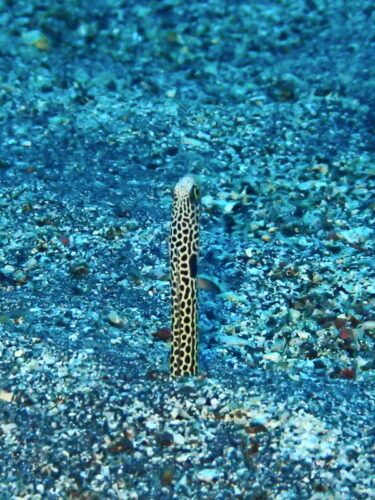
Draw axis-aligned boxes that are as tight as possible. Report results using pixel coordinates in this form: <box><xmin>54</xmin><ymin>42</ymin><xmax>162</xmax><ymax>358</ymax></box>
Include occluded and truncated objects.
<box><xmin>174</xmin><ymin>175</ymin><xmax>198</xmax><ymax>199</ymax></box>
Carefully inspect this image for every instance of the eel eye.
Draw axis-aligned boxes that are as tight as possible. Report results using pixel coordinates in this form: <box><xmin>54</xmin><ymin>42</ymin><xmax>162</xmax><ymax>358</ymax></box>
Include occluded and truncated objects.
<box><xmin>190</xmin><ymin>186</ymin><xmax>199</xmax><ymax>204</ymax></box>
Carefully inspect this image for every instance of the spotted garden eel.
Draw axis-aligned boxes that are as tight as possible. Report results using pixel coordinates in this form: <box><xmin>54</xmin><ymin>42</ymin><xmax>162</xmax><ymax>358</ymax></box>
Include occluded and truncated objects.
<box><xmin>170</xmin><ymin>175</ymin><xmax>199</xmax><ymax>377</ymax></box>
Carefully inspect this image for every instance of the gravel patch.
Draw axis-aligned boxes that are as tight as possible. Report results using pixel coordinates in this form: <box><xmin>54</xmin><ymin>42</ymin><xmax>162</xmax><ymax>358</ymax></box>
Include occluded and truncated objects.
<box><xmin>0</xmin><ymin>0</ymin><xmax>374</xmax><ymax>498</ymax></box>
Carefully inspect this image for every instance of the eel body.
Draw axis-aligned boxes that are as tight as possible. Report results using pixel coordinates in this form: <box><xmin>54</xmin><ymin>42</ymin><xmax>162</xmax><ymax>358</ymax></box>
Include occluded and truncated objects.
<box><xmin>170</xmin><ymin>175</ymin><xmax>199</xmax><ymax>377</ymax></box>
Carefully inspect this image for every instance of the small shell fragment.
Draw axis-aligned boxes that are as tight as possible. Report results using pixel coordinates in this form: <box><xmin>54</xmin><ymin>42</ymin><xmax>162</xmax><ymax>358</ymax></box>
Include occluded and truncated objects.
<box><xmin>0</xmin><ymin>390</ymin><xmax>13</xmax><ymax>403</ymax></box>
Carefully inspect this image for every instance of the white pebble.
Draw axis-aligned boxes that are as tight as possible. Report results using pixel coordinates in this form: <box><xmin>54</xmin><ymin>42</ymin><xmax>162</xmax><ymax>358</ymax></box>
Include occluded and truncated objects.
<box><xmin>197</xmin><ymin>468</ymin><xmax>221</xmax><ymax>482</ymax></box>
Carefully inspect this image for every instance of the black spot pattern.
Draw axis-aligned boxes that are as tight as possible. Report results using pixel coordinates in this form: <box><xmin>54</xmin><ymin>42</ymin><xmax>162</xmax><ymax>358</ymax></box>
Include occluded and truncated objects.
<box><xmin>169</xmin><ymin>175</ymin><xmax>199</xmax><ymax>377</ymax></box>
